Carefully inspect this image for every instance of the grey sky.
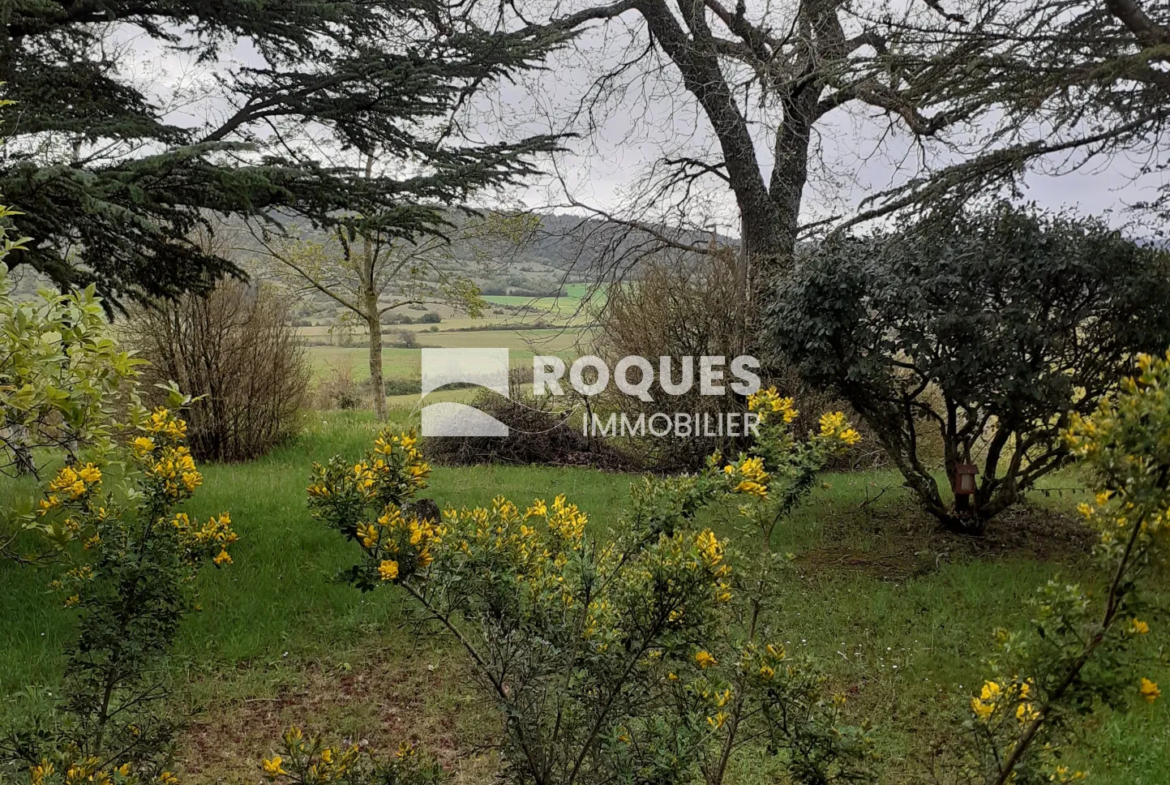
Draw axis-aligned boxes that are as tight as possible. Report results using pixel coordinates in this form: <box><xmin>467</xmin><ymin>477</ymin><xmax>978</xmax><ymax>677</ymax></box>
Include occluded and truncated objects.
<box><xmin>119</xmin><ymin>7</ymin><xmax>1168</xmax><ymax>237</ymax></box>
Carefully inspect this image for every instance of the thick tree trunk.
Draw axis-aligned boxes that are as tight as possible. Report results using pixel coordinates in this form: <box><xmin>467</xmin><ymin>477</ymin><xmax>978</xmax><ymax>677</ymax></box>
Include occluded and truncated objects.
<box><xmin>769</xmin><ymin>89</ymin><xmax>820</xmax><ymax>273</ymax></box>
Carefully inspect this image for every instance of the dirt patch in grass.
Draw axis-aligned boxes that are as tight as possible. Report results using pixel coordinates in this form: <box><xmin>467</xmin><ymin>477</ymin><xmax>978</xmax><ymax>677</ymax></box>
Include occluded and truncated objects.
<box><xmin>798</xmin><ymin>500</ymin><xmax>1096</xmax><ymax>582</ymax></box>
<box><xmin>178</xmin><ymin>643</ymin><xmax>497</xmax><ymax>785</ymax></box>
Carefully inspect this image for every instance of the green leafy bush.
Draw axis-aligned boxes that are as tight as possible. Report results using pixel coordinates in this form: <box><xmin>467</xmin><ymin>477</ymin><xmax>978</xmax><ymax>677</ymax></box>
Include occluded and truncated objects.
<box><xmin>0</xmin><ymin>215</ymin><xmax>141</xmax><ymax>480</ymax></box>
<box><xmin>772</xmin><ymin>203</ymin><xmax>1170</xmax><ymax>533</ymax></box>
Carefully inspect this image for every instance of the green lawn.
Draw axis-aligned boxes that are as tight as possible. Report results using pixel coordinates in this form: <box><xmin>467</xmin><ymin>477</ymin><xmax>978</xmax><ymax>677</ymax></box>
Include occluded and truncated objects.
<box><xmin>1</xmin><ymin>414</ymin><xmax>1167</xmax><ymax>784</ymax></box>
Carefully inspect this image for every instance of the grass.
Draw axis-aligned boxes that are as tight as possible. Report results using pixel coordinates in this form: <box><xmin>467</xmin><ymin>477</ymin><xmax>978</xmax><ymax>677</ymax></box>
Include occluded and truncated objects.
<box><xmin>1</xmin><ymin>413</ymin><xmax>1167</xmax><ymax>784</ymax></box>
<box><xmin>306</xmin><ymin>328</ymin><xmax>592</xmax><ymax>385</ymax></box>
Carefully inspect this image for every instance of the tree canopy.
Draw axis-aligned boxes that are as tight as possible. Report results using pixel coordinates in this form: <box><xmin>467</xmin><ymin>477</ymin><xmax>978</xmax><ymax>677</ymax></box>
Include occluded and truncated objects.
<box><xmin>1</xmin><ymin>0</ymin><xmax>565</xmax><ymax>307</ymax></box>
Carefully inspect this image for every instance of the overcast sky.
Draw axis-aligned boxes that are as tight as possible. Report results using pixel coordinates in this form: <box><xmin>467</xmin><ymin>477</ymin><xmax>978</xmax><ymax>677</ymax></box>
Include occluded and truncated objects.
<box><xmin>127</xmin><ymin>11</ymin><xmax>1167</xmax><ymax>238</ymax></box>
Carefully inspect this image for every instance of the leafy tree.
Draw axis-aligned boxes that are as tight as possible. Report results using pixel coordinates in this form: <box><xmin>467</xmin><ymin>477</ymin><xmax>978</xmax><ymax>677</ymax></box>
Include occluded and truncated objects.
<box><xmin>770</xmin><ymin>203</ymin><xmax>1170</xmax><ymax>534</ymax></box>
<box><xmin>0</xmin><ymin>0</ymin><xmax>563</xmax><ymax>307</ymax></box>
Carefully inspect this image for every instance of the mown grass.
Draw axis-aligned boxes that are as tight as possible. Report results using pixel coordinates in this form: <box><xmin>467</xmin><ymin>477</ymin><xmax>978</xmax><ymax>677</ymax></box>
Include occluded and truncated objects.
<box><xmin>1</xmin><ymin>413</ymin><xmax>1167</xmax><ymax>784</ymax></box>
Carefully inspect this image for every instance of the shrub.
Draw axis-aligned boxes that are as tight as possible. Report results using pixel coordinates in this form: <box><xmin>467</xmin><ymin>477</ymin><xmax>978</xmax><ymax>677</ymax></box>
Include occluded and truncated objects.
<box><xmin>3</xmin><ymin>399</ymin><xmax>235</xmax><ymax>778</ymax></box>
<box><xmin>395</xmin><ymin>329</ymin><xmax>418</xmax><ymax>349</ymax></box>
<box><xmin>260</xmin><ymin>729</ymin><xmax>443</xmax><ymax>785</ymax></box>
<box><xmin>944</xmin><ymin>352</ymin><xmax>1170</xmax><ymax>784</ymax></box>
<box><xmin>596</xmin><ymin>251</ymin><xmax>753</xmax><ymax>471</ymax></box>
<box><xmin>0</xmin><ymin>221</ymin><xmax>141</xmax><ymax>481</ymax></box>
<box><xmin>126</xmin><ymin>280</ymin><xmax>309</xmax><ymax>462</ymax></box>
<box><xmin>310</xmin><ymin>393</ymin><xmax>872</xmax><ymax>785</ymax></box>
<box><xmin>315</xmin><ymin>366</ymin><xmax>366</xmax><ymax>411</ymax></box>
<box><xmin>419</xmin><ymin>311</ymin><xmax>441</xmax><ymax>324</ymax></box>
<box><xmin>772</xmin><ymin>203</ymin><xmax>1170</xmax><ymax>534</ymax></box>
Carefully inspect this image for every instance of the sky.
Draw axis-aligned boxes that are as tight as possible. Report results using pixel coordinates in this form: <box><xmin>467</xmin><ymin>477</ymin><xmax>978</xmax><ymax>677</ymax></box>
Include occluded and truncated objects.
<box><xmin>109</xmin><ymin>7</ymin><xmax>1169</xmax><ymax>239</ymax></box>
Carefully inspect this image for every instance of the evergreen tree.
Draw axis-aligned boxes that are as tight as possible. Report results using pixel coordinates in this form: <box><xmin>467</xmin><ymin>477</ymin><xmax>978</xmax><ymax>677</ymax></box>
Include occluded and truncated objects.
<box><xmin>0</xmin><ymin>0</ymin><xmax>562</xmax><ymax>307</ymax></box>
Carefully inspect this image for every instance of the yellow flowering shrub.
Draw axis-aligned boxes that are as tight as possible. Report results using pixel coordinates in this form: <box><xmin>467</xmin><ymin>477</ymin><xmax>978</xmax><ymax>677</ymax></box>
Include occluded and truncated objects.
<box><xmin>307</xmin><ymin>429</ymin><xmax>433</xmax><ymax>590</ymax></box>
<box><xmin>5</xmin><ymin>394</ymin><xmax>235</xmax><ymax>779</ymax></box>
<box><xmin>952</xmin><ymin>352</ymin><xmax>1170</xmax><ymax>785</ymax></box>
<box><xmin>259</xmin><ymin>727</ymin><xmax>442</xmax><ymax>785</ymax></box>
<box><xmin>314</xmin><ymin>397</ymin><xmax>870</xmax><ymax>785</ymax></box>
<box><xmin>8</xmin><ymin>754</ymin><xmax>174</xmax><ymax>785</ymax></box>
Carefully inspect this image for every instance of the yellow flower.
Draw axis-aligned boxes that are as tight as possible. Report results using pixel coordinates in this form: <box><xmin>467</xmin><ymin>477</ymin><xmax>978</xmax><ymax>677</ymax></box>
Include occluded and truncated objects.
<box><xmin>980</xmin><ymin>680</ymin><xmax>1002</xmax><ymax>701</ymax></box>
<box><xmin>31</xmin><ymin>761</ymin><xmax>53</xmax><ymax>785</ymax></box>
<box><xmin>1139</xmin><ymin>678</ymin><xmax>1161</xmax><ymax>703</ymax></box>
<box><xmin>819</xmin><ymin>411</ymin><xmax>847</xmax><ymax>436</ymax></box>
<box><xmin>1131</xmin><ymin>618</ymin><xmax>1150</xmax><ymax>635</ymax></box>
<box><xmin>759</xmin><ymin>665</ymin><xmax>775</xmax><ymax>680</ymax></box>
<box><xmin>695</xmin><ymin>530</ymin><xmax>724</xmax><ymax>567</ymax></box>
<box><xmin>1016</xmin><ymin>702</ymin><xmax>1039</xmax><ymax>723</ymax></box>
<box><xmin>970</xmin><ymin>697</ymin><xmax>995</xmax><ymax>722</ymax></box>
<box><xmin>158</xmin><ymin>772</ymin><xmax>178</xmax><ymax>785</ymax></box>
<box><xmin>694</xmin><ymin>650</ymin><xmax>717</xmax><ymax>669</ymax></box>
<box><xmin>747</xmin><ymin>387</ymin><xmax>797</xmax><ymax>423</ymax></box>
<box><xmin>379</xmin><ymin>560</ymin><xmax>400</xmax><ymax>581</ymax></box>
<box><xmin>262</xmin><ymin>756</ymin><xmax>287</xmax><ymax>776</ymax></box>
<box><xmin>132</xmin><ymin>436</ymin><xmax>155</xmax><ymax>457</ymax></box>
<box><xmin>838</xmin><ymin>428</ymin><xmax>862</xmax><ymax>446</ymax></box>
<box><xmin>738</xmin><ymin>456</ymin><xmax>768</xmax><ymax>483</ymax></box>
<box><xmin>213</xmin><ymin>550</ymin><xmax>232</xmax><ymax>567</ymax></box>
<box><xmin>734</xmin><ymin>480</ymin><xmax>768</xmax><ymax>498</ymax></box>
<box><xmin>77</xmin><ymin>464</ymin><xmax>102</xmax><ymax>484</ymax></box>
<box><xmin>707</xmin><ymin>712</ymin><xmax>728</xmax><ymax>729</ymax></box>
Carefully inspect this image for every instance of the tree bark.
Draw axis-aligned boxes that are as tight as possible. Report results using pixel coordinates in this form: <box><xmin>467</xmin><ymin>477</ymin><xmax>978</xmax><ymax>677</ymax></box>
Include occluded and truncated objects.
<box><xmin>366</xmin><ymin>298</ymin><xmax>386</xmax><ymax>422</ymax></box>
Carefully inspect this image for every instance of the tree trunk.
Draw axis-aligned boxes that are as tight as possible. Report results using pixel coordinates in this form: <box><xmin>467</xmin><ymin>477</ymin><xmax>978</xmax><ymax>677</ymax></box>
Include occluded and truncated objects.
<box><xmin>366</xmin><ymin>304</ymin><xmax>386</xmax><ymax>422</ymax></box>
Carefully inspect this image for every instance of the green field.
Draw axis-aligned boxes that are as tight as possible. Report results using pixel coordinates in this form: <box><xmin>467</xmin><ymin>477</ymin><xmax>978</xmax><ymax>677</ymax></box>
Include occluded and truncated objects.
<box><xmin>306</xmin><ymin>328</ymin><xmax>591</xmax><ymax>385</ymax></box>
<box><xmin>1</xmin><ymin>412</ymin><xmax>1167</xmax><ymax>784</ymax></box>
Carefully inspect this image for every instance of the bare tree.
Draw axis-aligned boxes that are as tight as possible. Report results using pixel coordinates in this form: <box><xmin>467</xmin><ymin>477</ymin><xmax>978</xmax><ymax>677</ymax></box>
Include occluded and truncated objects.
<box><xmin>253</xmin><ymin>216</ymin><xmax>487</xmax><ymax>421</ymax></box>
<box><xmin>498</xmin><ymin>0</ymin><xmax>986</xmax><ymax>293</ymax></box>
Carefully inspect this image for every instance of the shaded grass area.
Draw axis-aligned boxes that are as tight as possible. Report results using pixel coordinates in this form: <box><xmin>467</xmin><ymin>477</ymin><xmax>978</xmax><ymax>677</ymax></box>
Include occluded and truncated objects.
<box><xmin>1</xmin><ymin>413</ymin><xmax>1167</xmax><ymax>784</ymax></box>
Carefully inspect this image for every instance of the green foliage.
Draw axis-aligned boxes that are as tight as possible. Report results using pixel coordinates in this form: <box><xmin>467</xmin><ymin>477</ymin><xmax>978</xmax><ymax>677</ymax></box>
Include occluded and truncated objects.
<box><xmin>948</xmin><ymin>352</ymin><xmax>1170</xmax><ymax>785</ymax></box>
<box><xmin>0</xmin><ymin>227</ymin><xmax>141</xmax><ymax>482</ymax></box>
<box><xmin>310</xmin><ymin>393</ymin><xmax>871</xmax><ymax>785</ymax></box>
<box><xmin>772</xmin><ymin>202</ymin><xmax>1170</xmax><ymax>533</ymax></box>
<box><xmin>3</xmin><ymin>1</ymin><xmax>565</xmax><ymax>305</ymax></box>
<box><xmin>1</xmin><ymin>401</ymin><xmax>236</xmax><ymax>780</ymax></box>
